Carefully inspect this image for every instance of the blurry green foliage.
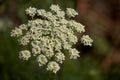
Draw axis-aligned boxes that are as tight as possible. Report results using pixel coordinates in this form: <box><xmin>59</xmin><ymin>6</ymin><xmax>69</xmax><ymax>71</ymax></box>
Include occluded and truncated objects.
<box><xmin>106</xmin><ymin>64</ymin><xmax>120</xmax><ymax>80</ymax></box>
<box><xmin>93</xmin><ymin>35</ymin><xmax>112</xmax><ymax>55</ymax></box>
<box><xmin>63</xmin><ymin>55</ymin><xmax>103</xmax><ymax>80</ymax></box>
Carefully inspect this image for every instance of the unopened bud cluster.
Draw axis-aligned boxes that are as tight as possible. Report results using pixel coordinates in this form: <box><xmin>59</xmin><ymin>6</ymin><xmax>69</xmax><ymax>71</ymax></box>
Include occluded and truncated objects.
<box><xmin>10</xmin><ymin>4</ymin><xmax>93</xmax><ymax>73</ymax></box>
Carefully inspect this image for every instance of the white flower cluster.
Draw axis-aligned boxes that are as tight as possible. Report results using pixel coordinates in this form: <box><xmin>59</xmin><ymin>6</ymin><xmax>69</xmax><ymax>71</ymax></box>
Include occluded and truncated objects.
<box><xmin>47</xmin><ymin>61</ymin><xmax>60</xmax><ymax>73</ymax></box>
<box><xmin>10</xmin><ymin>4</ymin><xmax>93</xmax><ymax>73</ymax></box>
<box><xmin>19</xmin><ymin>50</ymin><xmax>31</xmax><ymax>60</ymax></box>
<box><xmin>66</xmin><ymin>8</ymin><xmax>78</xmax><ymax>17</ymax></box>
<box><xmin>25</xmin><ymin>7</ymin><xmax>36</xmax><ymax>18</ymax></box>
<box><xmin>81</xmin><ymin>35</ymin><xmax>93</xmax><ymax>46</ymax></box>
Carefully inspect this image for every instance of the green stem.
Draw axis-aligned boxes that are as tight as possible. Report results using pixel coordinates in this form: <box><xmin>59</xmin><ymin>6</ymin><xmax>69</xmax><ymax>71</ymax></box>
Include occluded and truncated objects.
<box><xmin>47</xmin><ymin>72</ymin><xmax>57</xmax><ymax>80</ymax></box>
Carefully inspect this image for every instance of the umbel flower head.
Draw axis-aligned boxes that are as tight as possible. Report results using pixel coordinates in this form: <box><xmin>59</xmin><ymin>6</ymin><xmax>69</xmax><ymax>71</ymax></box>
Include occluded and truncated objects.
<box><xmin>10</xmin><ymin>4</ymin><xmax>93</xmax><ymax>73</ymax></box>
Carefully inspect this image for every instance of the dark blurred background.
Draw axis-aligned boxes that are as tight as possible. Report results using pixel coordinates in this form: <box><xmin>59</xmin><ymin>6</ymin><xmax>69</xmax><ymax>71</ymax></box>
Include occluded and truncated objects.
<box><xmin>0</xmin><ymin>0</ymin><xmax>120</xmax><ymax>80</ymax></box>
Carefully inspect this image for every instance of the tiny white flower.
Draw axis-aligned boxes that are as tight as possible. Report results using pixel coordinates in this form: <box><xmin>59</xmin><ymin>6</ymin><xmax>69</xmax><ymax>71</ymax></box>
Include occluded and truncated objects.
<box><xmin>66</xmin><ymin>8</ymin><xmax>78</xmax><ymax>18</ymax></box>
<box><xmin>56</xmin><ymin>11</ymin><xmax>65</xmax><ymax>18</ymax></box>
<box><xmin>37</xmin><ymin>9</ymin><xmax>46</xmax><ymax>16</ymax></box>
<box><xmin>25</xmin><ymin>6</ymin><xmax>36</xmax><ymax>17</ymax></box>
<box><xmin>19</xmin><ymin>36</ymin><xmax>30</xmax><ymax>46</ymax></box>
<box><xmin>44</xmin><ymin>49</ymin><xmax>54</xmax><ymax>58</ymax></box>
<box><xmin>81</xmin><ymin>35</ymin><xmax>93</xmax><ymax>46</ymax></box>
<box><xmin>32</xmin><ymin>45</ymin><xmax>41</xmax><ymax>56</ymax></box>
<box><xmin>50</xmin><ymin>4</ymin><xmax>61</xmax><ymax>12</ymax></box>
<box><xmin>63</xmin><ymin>42</ymin><xmax>72</xmax><ymax>49</ymax></box>
<box><xmin>46</xmin><ymin>12</ymin><xmax>56</xmax><ymax>20</ymax></box>
<box><xmin>54</xmin><ymin>39</ymin><xmax>62</xmax><ymax>51</ymax></box>
<box><xmin>55</xmin><ymin>52</ymin><xmax>65</xmax><ymax>63</ymax></box>
<box><xmin>69</xmin><ymin>48</ymin><xmax>80</xmax><ymax>59</ymax></box>
<box><xmin>19</xmin><ymin>50</ymin><xmax>31</xmax><ymax>60</ymax></box>
<box><xmin>31</xmin><ymin>41</ymin><xmax>40</xmax><ymax>47</ymax></box>
<box><xmin>37</xmin><ymin>54</ymin><xmax>48</xmax><ymax>66</ymax></box>
<box><xmin>77</xmin><ymin>23</ymin><xmax>85</xmax><ymax>33</ymax></box>
<box><xmin>19</xmin><ymin>24</ymin><xmax>28</xmax><ymax>30</ymax></box>
<box><xmin>68</xmin><ymin>20</ymin><xmax>85</xmax><ymax>33</ymax></box>
<box><xmin>60</xmin><ymin>19</ymin><xmax>68</xmax><ymax>25</ymax></box>
<box><xmin>47</xmin><ymin>61</ymin><xmax>60</xmax><ymax>73</ymax></box>
<box><xmin>68</xmin><ymin>34</ymin><xmax>78</xmax><ymax>44</ymax></box>
<box><xmin>10</xmin><ymin>27</ymin><xmax>22</xmax><ymax>37</ymax></box>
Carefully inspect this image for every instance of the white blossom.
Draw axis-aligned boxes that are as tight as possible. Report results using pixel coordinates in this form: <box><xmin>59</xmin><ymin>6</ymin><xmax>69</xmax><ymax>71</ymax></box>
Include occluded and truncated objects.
<box><xmin>19</xmin><ymin>24</ymin><xmax>28</xmax><ymax>30</ymax></box>
<box><xmin>63</xmin><ymin>42</ymin><xmax>72</xmax><ymax>49</ymax></box>
<box><xmin>56</xmin><ymin>11</ymin><xmax>65</xmax><ymax>18</ymax></box>
<box><xmin>10</xmin><ymin>27</ymin><xmax>22</xmax><ymax>37</ymax></box>
<box><xmin>37</xmin><ymin>54</ymin><xmax>48</xmax><ymax>66</ymax></box>
<box><xmin>54</xmin><ymin>39</ymin><xmax>62</xmax><ymax>51</ymax></box>
<box><xmin>44</xmin><ymin>48</ymin><xmax>54</xmax><ymax>58</ymax></box>
<box><xmin>50</xmin><ymin>4</ymin><xmax>61</xmax><ymax>12</ymax></box>
<box><xmin>55</xmin><ymin>52</ymin><xmax>65</xmax><ymax>63</ymax></box>
<box><xmin>68</xmin><ymin>20</ymin><xmax>85</xmax><ymax>33</ymax></box>
<box><xmin>47</xmin><ymin>61</ymin><xmax>60</xmax><ymax>73</ymax></box>
<box><xmin>66</xmin><ymin>8</ymin><xmax>78</xmax><ymax>17</ymax></box>
<box><xmin>81</xmin><ymin>35</ymin><xmax>93</xmax><ymax>46</ymax></box>
<box><xmin>37</xmin><ymin>9</ymin><xmax>46</xmax><ymax>16</ymax></box>
<box><xmin>32</xmin><ymin>45</ymin><xmax>41</xmax><ymax>56</ymax></box>
<box><xmin>19</xmin><ymin>36</ymin><xmax>30</xmax><ymax>46</ymax></box>
<box><xmin>25</xmin><ymin>6</ymin><xmax>36</xmax><ymax>17</ymax></box>
<box><xmin>69</xmin><ymin>48</ymin><xmax>80</xmax><ymax>59</ymax></box>
<box><xmin>19</xmin><ymin>50</ymin><xmax>31</xmax><ymax>60</ymax></box>
<box><xmin>68</xmin><ymin>34</ymin><xmax>78</xmax><ymax>44</ymax></box>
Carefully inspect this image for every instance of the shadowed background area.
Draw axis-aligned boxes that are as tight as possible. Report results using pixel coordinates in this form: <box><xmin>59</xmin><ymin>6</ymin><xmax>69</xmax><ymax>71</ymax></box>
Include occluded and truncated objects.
<box><xmin>0</xmin><ymin>0</ymin><xmax>120</xmax><ymax>80</ymax></box>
